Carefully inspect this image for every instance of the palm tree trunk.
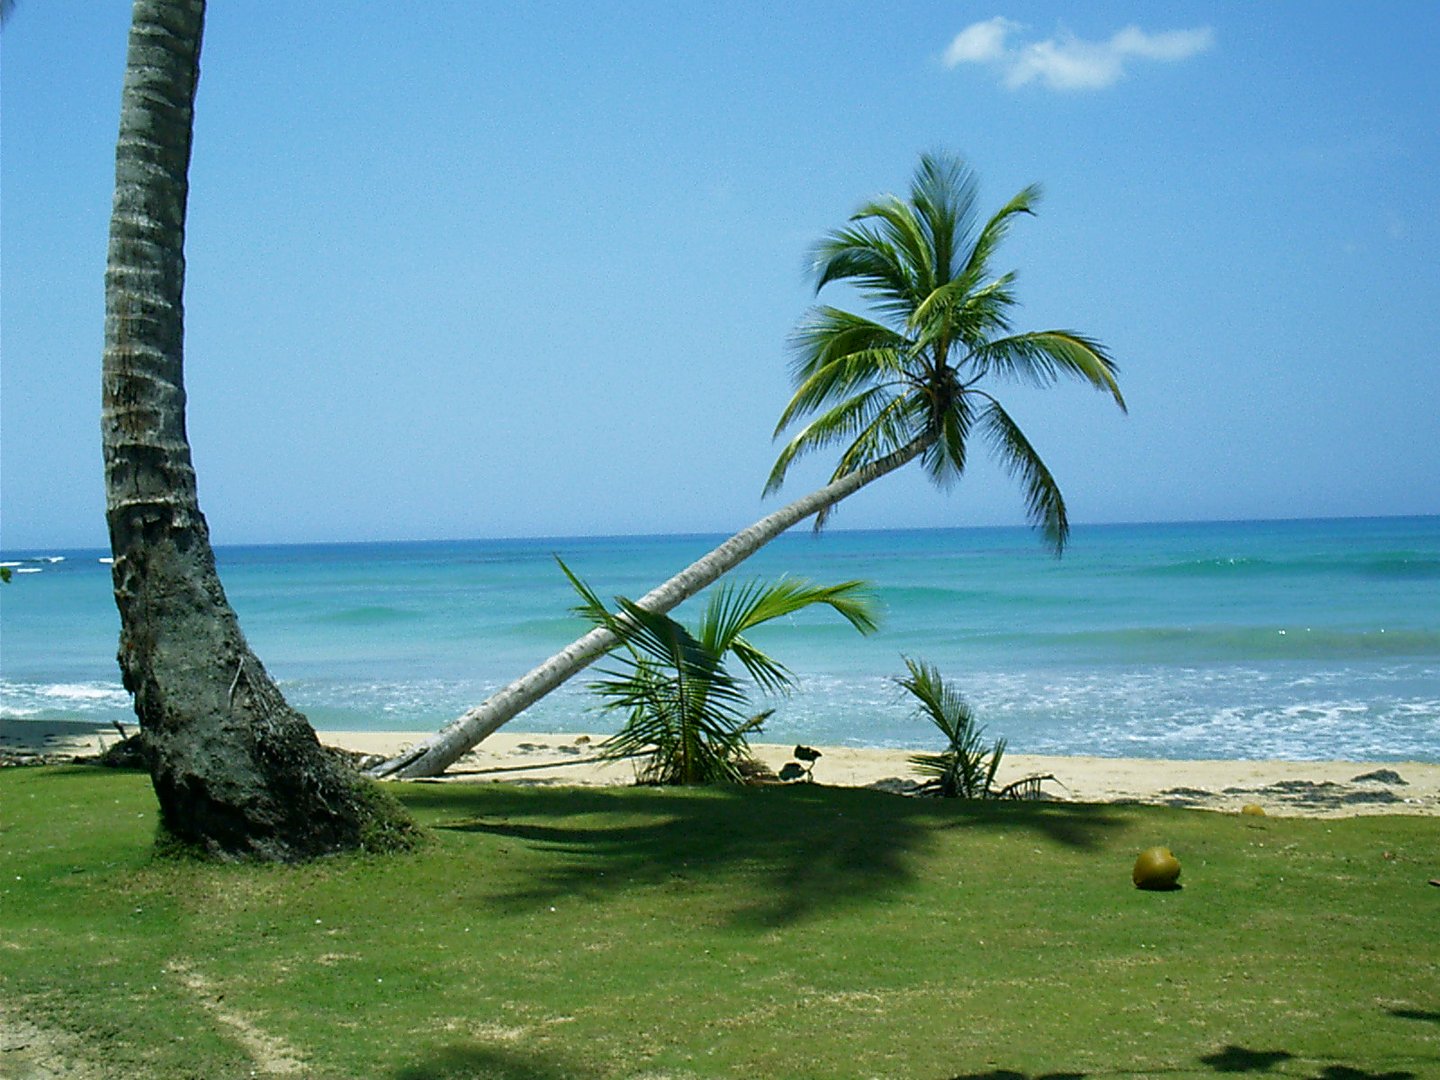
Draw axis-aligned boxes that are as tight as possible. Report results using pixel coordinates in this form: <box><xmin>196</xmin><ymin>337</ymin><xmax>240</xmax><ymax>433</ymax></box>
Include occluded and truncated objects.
<box><xmin>104</xmin><ymin>0</ymin><xmax>411</xmax><ymax>859</ymax></box>
<box><xmin>370</xmin><ymin>436</ymin><xmax>930</xmax><ymax>779</ymax></box>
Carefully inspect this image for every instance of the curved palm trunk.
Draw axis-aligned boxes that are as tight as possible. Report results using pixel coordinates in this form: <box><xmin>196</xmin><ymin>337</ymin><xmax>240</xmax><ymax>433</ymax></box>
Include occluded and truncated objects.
<box><xmin>104</xmin><ymin>0</ymin><xmax>410</xmax><ymax>859</ymax></box>
<box><xmin>371</xmin><ymin>437</ymin><xmax>929</xmax><ymax>779</ymax></box>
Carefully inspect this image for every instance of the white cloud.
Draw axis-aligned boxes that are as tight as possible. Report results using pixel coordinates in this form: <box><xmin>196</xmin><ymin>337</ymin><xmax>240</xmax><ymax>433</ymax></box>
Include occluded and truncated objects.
<box><xmin>1111</xmin><ymin>26</ymin><xmax>1216</xmax><ymax>62</ymax></box>
<box><xmin>943</xmin><ymin>16</ymin><xmax>1019</xmax><ymax>66</ymax></box>
<box><xmin>1006</xmin><ymin>37</ymin><xmax>1122</xmax><ymax>91</ymax></box>
<box><xmin>944</xmin><ymin>20</ymin><xmax>1214</xmax><ymax>92</ymax></box>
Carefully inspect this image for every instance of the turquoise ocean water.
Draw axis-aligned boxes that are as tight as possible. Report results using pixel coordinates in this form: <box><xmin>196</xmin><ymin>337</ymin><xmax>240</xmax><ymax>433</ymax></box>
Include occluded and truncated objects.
<box><xmin>2</xmin><ymin>517</ymin><xmax>1437</xmax><ymax>761</ymax></box>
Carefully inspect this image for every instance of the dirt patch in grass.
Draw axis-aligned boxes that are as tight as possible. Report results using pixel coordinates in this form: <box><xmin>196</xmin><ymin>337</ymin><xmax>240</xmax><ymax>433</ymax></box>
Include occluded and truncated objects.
<box><xmin>0</xmin><ymin>1003</ymin><xmax>105</xmax><ymax>1080</ymax></box>
<box><xmin>165</xmin><ymin>960</ymin><xmax>307</xmax><ymax>1075</ymax></box>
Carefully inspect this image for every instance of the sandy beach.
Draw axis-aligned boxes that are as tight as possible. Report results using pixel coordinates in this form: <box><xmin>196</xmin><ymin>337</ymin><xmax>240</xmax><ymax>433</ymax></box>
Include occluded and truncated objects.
<box><xmin>4</xmin><ymin>718</ymin><xmax>1437</xmax><ymax>818</ymax></box>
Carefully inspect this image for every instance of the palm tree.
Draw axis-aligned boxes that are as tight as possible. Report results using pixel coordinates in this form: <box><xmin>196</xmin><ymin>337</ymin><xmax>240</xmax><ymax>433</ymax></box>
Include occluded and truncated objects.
<box><xmin>566</xmin><ymin>563</ymin><xmax>877</xmax><ymax>784</ymax></box>
<box><xmin>898</xmin><ymin>658</ymin><xmax>1006</xmax><ymax>798</ymax></box>
<box><xmin>103</xmin><ymin>0</ymin><xmax>411</xmax><ymax>858</ymax></box>
<box><xmin>372</xmin><ymin>152</ymin><xmax>1123</xmax><ymax>779</ymax></box>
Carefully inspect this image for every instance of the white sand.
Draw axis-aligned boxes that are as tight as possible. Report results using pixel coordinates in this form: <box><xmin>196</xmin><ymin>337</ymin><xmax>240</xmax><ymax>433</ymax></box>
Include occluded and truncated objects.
<box><xmin>5</xmin><ymin>720</ymin><xmax>1437</xmax><ymax>818</ymax></box>
<box><xmin>326</xmin><ymin>730</ymin><xmax>1440</xmax><ymax>817</ymax></box>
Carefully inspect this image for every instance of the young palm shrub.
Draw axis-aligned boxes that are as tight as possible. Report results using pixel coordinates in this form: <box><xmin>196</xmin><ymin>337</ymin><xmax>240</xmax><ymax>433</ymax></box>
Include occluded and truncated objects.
<box><xmin>899</xmin><ymin>658</ymin><xmax>1006</xmax><ymax>798</ymax></box>
<box><xmin>564</xmin><ymin>562</ymin><xmax>877</xmax><ymax>785</ymax></box>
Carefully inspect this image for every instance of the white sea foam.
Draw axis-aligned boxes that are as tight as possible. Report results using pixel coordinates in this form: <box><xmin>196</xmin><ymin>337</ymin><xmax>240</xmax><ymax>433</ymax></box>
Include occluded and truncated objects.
<box><xmin>40</xmin><ymin>683</ymin><xmax>123</xmax><ymax>701</ymax></box>
<box><xmin>0</xmin><ymin>681</ymin><xmax>131</xmax><ymax>720</ymax></box>
<box><xmin>750</xmin><ymin>662</ymin><xmax>1440</xmax><ymax>761</ymax></box>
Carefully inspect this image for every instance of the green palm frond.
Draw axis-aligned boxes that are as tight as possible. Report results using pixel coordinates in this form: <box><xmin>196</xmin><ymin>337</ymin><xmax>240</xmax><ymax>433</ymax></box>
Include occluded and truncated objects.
<box><xmin>698</xmin><ymin>580</ymin><xmax>797</xmax><ymax>694</ymax></box>
<box><xmin>588</xmin><ymin>604</ymin><xmax>755</xmax><ymax>786</ymax></box>
<box><xmin>608</xmin><ymin>598</ymin><xmax>726</xmax><ymax>681</ymax></box>
<box><xmin>787</xmin><ymin>307</ymin><xmax>911</xmax><ymax>383</ymax></box>
<box><xmin>917</xmin><ymin>273</ymin><xmax>1017</xmax><ymax>352</ymax></box>
<box><xmin>921</xmin><ymin>390</ymin><xmax>974</xmax><ymax>487</ymax></box>
<box><xmin>595</xmin><ymin>656</ymin><xmax>759</xmax><ymax>786</ymax></box>
<box><xmin>909</xmin><ymin>275</ymin><xmax>971</xmax><ymax>334</ymax></box>
<box><xmin>700</xmin><ymin>577</ymin><xmax>878</xmax><ymax>692</ymax></box>
<box><xmin>978</xmin><ymin>397</ymin><xmax>1069</xmax><ymax>556</ymax></box>
<box><xmin>974</xmin><ymin>331</ymin><xmax>1126</xmax><ymax>408</ymax></box>
<box><xmin>828</xmin><ymin>391</ymin><xmax>916</xmax><ymax>474</ymax></box>
<box><xmin>559</xmin><ymin>557</ymin><xmax>614</xmax><ymax>628</ymax></box>
<box><xmin>898</xmin><ymin>657</ymin><xmax>968</xmax><ymax>737</ymax></box>
<box><xmin>912</xmin><ymin>152</ymin><xmax>986</xmax><ymax>279</ymax></box>
<box><xmin>952</xmin><ymin>184</ymin><xmax>1040</xmax><ymax>298</ymax></box>
<box><xmin>811</xmin><ymin>222</ymin><xmax>915</xmax><ymax>305</ymax></box>
<box><xmin>767</xmin><ymin>385</ymin><xmax>907</xmax><ymax>495</ymax></box>
<box><xmin>777</xmin><ymin>312</ymin><xmax>911</xmax><ymax>435</ymax></box>
<box><xmin>721</xmin><ymin>638</ymin><xmax>795</xmax><ymax>698</ymax></box>
<box><xmin>773</xmin><ymin>351</ymin><xmax>908</xmax><ymax>440</ymax></box>
<box><xmin>706</xmin><ymin>578</ymin><xmax>879</xmax><ymax>644</ymax></box>
<box><xmin>849</xmin><ymin>195</ymin><xmax>935</xmax><ymax>297</ymax></box>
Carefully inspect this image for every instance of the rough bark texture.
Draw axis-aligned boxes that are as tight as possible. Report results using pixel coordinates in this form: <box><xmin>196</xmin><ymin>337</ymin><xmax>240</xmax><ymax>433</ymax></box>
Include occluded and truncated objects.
<box><xmin>103</xmin><ymin>0</ymin><xmax>411</xmax><ymax>860</ymax></box>
<box><xmin>372</xmin><ymin>437</ymin><xmax>929</xmax><ymax>779</ymax></box>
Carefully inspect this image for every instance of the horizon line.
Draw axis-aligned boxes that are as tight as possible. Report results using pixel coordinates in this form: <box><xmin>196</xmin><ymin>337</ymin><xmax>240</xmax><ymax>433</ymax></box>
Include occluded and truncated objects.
<box><xmin>3</xmin><ymin>511</ymin><xmax>1436</xmax><ymax>557</ymax></box>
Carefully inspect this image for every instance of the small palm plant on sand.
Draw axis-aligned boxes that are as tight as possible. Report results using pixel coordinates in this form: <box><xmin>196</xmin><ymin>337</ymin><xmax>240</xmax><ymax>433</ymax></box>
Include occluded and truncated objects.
<box><xmin>900</xmin><ymin>658</ymin><xmax>1005</xmax><ymax>798</ymax></box>
<box><xmin>564</xmin><ymin>562</ymin><xmax>877</xmax><ymax>785</ymax></box>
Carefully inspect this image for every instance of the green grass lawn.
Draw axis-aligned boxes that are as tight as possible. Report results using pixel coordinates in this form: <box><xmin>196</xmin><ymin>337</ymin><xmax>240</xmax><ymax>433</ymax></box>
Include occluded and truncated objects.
<box><xmin>2</xmin><ymin>766</ymin><xmax>1436</xmax><ymax>1079</ymax></box>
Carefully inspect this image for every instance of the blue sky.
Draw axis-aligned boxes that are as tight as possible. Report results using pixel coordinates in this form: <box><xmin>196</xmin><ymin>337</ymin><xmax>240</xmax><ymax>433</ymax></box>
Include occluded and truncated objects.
<box><xmin>3</xmin><ymin>2</ymin><xmax>1437</xmax><ymax>550</ymax></box>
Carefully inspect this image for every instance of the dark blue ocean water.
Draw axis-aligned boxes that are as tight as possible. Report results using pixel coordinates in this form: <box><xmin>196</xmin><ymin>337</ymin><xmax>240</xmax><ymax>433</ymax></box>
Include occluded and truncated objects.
<box><xmin>2</xmin><ymin>517</ymin><xmax>1437</xmax><ymax>760</ymax></box>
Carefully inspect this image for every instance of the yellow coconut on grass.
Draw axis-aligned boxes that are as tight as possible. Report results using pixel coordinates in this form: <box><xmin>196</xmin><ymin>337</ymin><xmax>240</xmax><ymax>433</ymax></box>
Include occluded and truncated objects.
<box><xmin>1133</xmin><ymin>846</ymin><xmax>1182</xmax><ymax>890</ymax></box>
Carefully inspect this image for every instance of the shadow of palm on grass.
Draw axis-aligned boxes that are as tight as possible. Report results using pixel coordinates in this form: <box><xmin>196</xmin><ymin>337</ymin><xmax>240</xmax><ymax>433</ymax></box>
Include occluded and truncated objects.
<box><xmin>943</xmin><ymin>1070</ymin><xmax>1088</xmax><ymax>1079</ymax></box>
<box><xmin>392</xmin><ymin>1041</ymin><xmax>597</xmax><ymax>1080</ymax></box>
<box><xmin>944</xmin><ymin>1064</ymin><xmax>1418</xmax><ymax>1080</ymax></box>
<box><xmin>1200</xmin><ymin>1046</ymin><xmax>1295</xmax><ymax>1072</ymax></box>
<box><xmin>404</xmin><ymin>781</ymin><xmax>1127</xmax><ymax>927</ymax></box>
<box><xmin>1197</xmin><ymin>1045</ymin><xmax>1418</xmax><ymax>1079</ymax></box>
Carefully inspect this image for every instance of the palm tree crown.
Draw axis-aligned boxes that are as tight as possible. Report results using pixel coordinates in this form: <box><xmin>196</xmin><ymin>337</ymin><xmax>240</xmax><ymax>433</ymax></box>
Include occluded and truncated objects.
<box><xmin>767</xmin><ymin>152</ymin><xmax>1126</xmax><ymax>551</ymax></box>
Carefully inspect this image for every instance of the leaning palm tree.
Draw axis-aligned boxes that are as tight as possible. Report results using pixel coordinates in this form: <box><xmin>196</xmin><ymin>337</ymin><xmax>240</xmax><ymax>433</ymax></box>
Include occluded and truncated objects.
<box><xmin>103</xmin><ymin>0</ymin><xmax>412</xmax><ymax>858</ymax></box>
<box><xmin>372</xmin><ymin>152</ymin><xmax>1124</xmax><ymax>779</ymax></box>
